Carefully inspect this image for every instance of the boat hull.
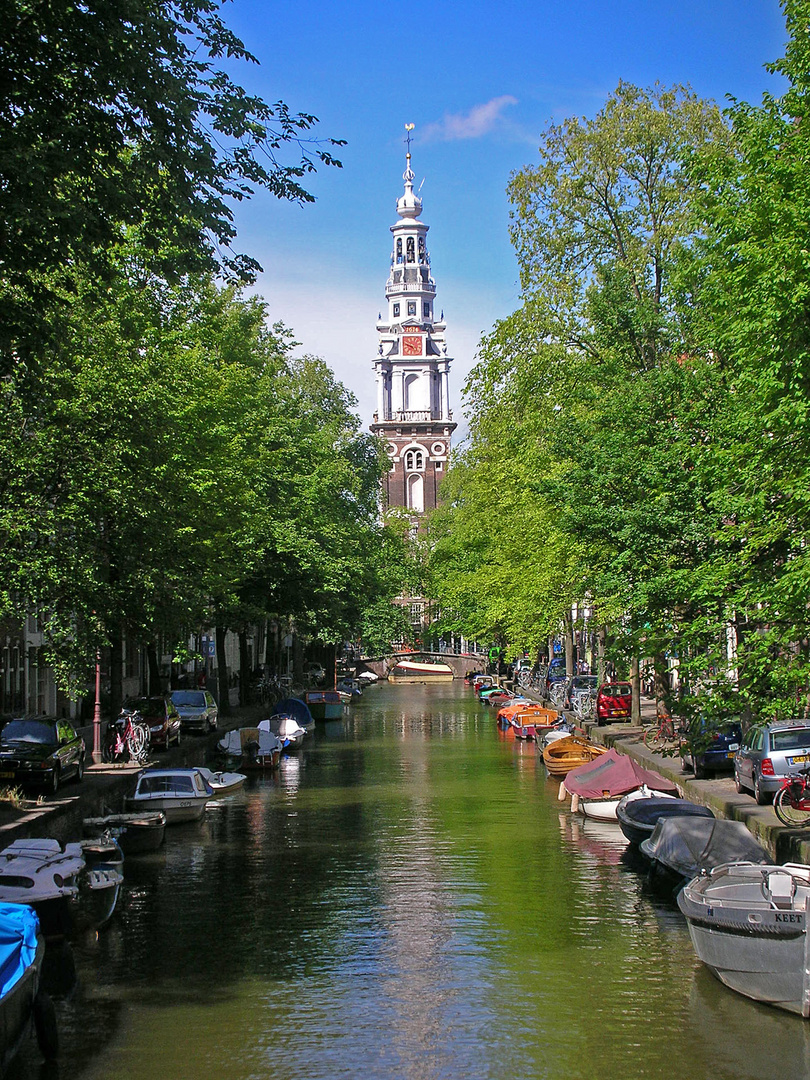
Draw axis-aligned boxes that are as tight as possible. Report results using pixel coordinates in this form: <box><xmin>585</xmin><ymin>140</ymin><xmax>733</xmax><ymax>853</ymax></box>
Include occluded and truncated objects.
<box><xmin>83</xmin><ymin>813</ymin><xmax>166</xmax><ymax>854</ymax></box>
<box><xmin>678</xmin><ymin>864</ymin><xmax>810</xmax><ymax>1016</ymax></box>
<box><xmin>126</xmin><ymin>795</ymin><xmax>209</xmax><ymax>824</ymax></box>
<box><xmin>389</xmin><ymin>661</ymin><xmax>454</xmax><ymax>682</ymax></box>
<box><xmin>303</xmin><ymin>692</ymin><xmax>344</xmax><ymax>721</ymax></box>
<box><xmin>0</xmin><ymin>931</ymin><xmax>45</xmax><ymax>1074</ymax></box>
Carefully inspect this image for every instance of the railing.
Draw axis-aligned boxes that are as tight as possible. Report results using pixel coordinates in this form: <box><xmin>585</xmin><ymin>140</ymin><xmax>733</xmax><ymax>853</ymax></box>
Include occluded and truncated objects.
<box><xmin>373</xmin><ymin>410</ymin><xmax>454</xmax><ymax>424</ymax></box>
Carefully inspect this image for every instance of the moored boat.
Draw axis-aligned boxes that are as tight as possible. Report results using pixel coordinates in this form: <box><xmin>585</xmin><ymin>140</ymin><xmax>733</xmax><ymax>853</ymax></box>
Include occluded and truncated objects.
<box><xmin>272</xmin><ymin>697</ymin><xmax>315</xmax><ymax>732</ymax></box>
<box><xmin>389</xmin><ymin>659</ymin><xmax>454</xmax><ymax>682</ymax></box>
<box><xmin>616</xmin><ymin>795</ymin><xmax>714</xmax><ymax>848</ymax></box>
<box><xmin>261</xmin><ymin>714</ymin><xmax>306</xmax><ymax>749</ymax></box>
<box><xmin>195</xmin><ymin>767</ymin><xmax>247</xmax><ymax>795</ymax></box>
<box><xmin>542</xmin><ymin>735</ymin><xmax>607</xmax><ymax>778</ymax></box>
<box><xmin>303</xmin><ymin>690</ymin><xmax>344</xmax><ymax>721</ymax></box>
<box><xmin>640</xmin><ymin>816</ymin><xmax>770</xmax><ymax>895</ymax></box>
<box><xmin>0</xmin><ymin>903</ymin><xmax>57</xmax><ymax>1071</ymax></box>
<box><xmin>126</xmin><ymin>767</ymin><xmax>214</xmax><ymax>824</ymax></box>
<box><xmin>678</xmin><ymin>861</ymin><xmax>810</xmax><ymax>1016</ymax></box>
<box><xmin>82</xmin><ymin>812</ymin><xmax>167</xmax><ymax>854</ymax></box>
<box><xmin>217</xmin><ymin>728</ymin><xmax>283</xmax><ymax>771</ymax></box>
<box><xmin>561</xmin><ymin>748</ymin><xmax>678</xmax><ymax>818</ymax></box>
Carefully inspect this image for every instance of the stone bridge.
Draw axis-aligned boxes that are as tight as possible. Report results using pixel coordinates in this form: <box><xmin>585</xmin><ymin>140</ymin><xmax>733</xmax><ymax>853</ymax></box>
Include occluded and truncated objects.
<box><xmin>356</xmin><ymin>652</ymin><xmax>486</xmax><ymax>680</ymax></box>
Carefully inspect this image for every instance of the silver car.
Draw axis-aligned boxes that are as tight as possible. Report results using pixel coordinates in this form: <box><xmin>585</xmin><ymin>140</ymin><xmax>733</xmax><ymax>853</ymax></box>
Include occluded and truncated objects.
<box><xmin>734</xmin><ymin>719</ymin><xmax>810</xmax><ymax>804</ymax></box>
<box><xmin>170</xmin><ymin>690</ymin><xmax>218</xmax><ymax>733</ymax></box>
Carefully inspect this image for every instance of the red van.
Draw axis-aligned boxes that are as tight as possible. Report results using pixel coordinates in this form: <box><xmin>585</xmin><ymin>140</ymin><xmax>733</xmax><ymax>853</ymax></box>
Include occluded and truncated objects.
<box><xmin>596</xmin><ymin>682</ymin><xmax>632</xmax><ymax>725</ymax></box>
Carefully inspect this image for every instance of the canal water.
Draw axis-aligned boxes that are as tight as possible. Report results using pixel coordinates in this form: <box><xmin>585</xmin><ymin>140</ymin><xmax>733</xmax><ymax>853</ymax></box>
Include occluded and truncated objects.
<box><xmin>10</xmin><ymin>681</ymin><xmax>810</xmax><ymax>1079</ymax></box>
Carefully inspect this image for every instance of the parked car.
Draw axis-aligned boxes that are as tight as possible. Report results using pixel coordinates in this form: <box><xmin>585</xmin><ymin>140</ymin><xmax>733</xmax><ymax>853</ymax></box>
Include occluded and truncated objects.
<box><xmin>595</xmin><ymin>682</ymin><xmax>632</xmax><ymax>725</ymax></box>
<box><xmin>0</xmin><ymin>716</ymin><xmax>85</xmax><ymax>794</ymax></box>
<box><xmin>544</xmin><ymin>658</ymin><xmax>568</xmax><ymax>695</ymax></box>
<box><xmin>304</xmin><ymin>662</ymin><xmax>326</xmax><ymax>686</ymax></box>
<box><xmin>680</xmin><ymin>716</ymin><xmax>742</xmax><ymax>779</ymax></box>
<box><xmin>170</xmin><ymin>690</ymin><xmax>218</xmax><ymax>733</ymax></box>
<box><xmin>734</xmin><ymin>719</ymin><xmax>810</xmax><ymax>804</ymax></box>
<box><xmin>563</xmin><ymin>674</ymin><xmax>598</xmax><ymax>709</ymax></box>
<box><xmin>129</xmin><ymin>697</ymin><xmax>181</xmax><ymax>749</ymax></box>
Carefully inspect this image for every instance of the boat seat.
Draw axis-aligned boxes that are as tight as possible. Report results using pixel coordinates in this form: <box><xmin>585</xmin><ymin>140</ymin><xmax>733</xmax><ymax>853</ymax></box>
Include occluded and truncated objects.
<box><xmin>764</xmin><ymin>871</ymin><xmax>796</xmax><ymax>909</ymax></box>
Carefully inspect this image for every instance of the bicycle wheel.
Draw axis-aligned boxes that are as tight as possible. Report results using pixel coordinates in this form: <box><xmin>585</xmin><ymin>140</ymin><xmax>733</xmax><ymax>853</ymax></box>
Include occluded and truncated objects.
<box><xmin>127</xmin><ymin>724</ymin><xmax>148</xmax><ymax>761</ymax></box>
<box><xmin>643</xmin><ymin>726</ymin><xmax>663</xmax><ymax>751</ymax></box>
<box><xmin>774</xmin><ymin>786</ymin><xmax>810</xmax><ymax>827</ymax></box>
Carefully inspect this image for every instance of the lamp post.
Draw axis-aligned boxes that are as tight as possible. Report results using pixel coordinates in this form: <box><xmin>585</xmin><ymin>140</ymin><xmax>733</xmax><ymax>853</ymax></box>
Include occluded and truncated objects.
<box><xmin>92</xmin><ymin>646</ymin><xmax>103</xmax><ymax>764</ymax></box>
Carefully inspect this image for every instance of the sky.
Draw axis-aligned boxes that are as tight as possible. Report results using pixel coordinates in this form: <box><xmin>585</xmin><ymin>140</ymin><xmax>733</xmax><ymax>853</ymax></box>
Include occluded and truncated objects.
<box><xmin>223</xmin><ymin>0</ymin><xmax>788</xmax><ymax>436</ymax></box>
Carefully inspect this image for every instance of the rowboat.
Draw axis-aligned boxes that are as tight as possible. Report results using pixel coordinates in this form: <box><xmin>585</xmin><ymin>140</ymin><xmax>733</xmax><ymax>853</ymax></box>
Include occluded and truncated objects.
<box><xmin>561</xmin><ymin>748</ymin><xmax>678</xmax><ymax>819</ymax></box>
<box><xmin>83</xmin><ymin>812</ymin><xmax>167</xmax><ymax>854</ymax></box>
<box><xmin>616</xmin><ymin>794</ymin><xmax>713</xmax><ymax>847</ymax></box>
<box><xmin>389</xmin><ymin>660</ymin><xmax>454</xmax><ymax>682</ymax></box>
<box><xmin>303</xmin><ymin>690</ymin><xmax>344</xmax><ymax>721</ymax></box>
<box><xmin>542</xmin><ymin>735</ymin><xmax>607</xmax><ymax>778</ymax></box>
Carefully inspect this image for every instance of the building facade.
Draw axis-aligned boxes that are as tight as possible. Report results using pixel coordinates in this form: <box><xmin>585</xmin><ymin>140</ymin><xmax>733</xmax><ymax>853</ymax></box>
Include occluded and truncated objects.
<box><xmin>370</xmin><ymin>139</ymin><xmax>456</xmax><ymax>513</ymax></box>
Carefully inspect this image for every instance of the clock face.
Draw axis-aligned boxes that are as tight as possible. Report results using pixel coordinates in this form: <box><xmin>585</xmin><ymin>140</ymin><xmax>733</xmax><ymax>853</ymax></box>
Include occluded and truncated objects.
<box><xmin>403</xmin><ymin>335</ymin><xmax>422</xmax><ymax>356</ymax></box>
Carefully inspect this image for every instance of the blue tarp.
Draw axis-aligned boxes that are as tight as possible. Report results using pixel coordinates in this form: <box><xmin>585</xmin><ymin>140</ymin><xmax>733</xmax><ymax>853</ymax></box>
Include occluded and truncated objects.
<box><xmin>0</xmin><ymin>903</ymin><xmax>39</xmax><ymax>999</ymax></box>
<box><xmin>273</xmin><ymin>697</ymin><xmax>314</xmax><ymax>727</ymax></box>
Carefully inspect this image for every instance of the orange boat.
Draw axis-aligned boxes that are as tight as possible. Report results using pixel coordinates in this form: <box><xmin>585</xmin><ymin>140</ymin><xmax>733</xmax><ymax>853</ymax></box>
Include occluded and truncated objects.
<box><xmin>542</xmin><ymin>735</ymin><xmax>607</xmax><ymax>778</ymax></box>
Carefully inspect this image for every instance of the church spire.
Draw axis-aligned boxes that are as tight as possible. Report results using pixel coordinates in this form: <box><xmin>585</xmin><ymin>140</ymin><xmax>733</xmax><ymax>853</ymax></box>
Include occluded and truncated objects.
<box><xmin>370</xmin><ymin>126</ymin><xmax>456</xmax><ymax>515</ymax></box>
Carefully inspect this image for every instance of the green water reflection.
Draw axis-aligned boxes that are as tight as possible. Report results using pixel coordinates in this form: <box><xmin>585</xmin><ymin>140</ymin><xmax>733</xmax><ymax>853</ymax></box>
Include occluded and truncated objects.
<box><xmin>12</xmin><ymin>681</ymin><xmax>810</xmax><ymax>1080</ymax></box>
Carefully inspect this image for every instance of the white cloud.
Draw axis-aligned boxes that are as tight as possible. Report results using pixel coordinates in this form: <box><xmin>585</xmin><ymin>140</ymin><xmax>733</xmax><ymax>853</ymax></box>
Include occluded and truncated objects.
<box><xmin>422</xmin><ymin>95</ymin><xmax>519</xmax><ymax>143</ymax></box>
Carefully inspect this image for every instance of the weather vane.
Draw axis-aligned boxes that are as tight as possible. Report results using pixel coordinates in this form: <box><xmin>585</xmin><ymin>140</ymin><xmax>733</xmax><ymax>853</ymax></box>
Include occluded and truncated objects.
<box><xmin>405</xmin><ymin>123</ymin><xmax>415</xmax><ymax>156</ymax></box>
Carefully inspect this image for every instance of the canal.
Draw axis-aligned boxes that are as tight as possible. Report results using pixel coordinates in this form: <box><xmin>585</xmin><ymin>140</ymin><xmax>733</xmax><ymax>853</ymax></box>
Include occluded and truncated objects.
<box><xmin>10</xmin><ymin>680</ymin><xmax>810</xmax><ymax>1079</ymax></box>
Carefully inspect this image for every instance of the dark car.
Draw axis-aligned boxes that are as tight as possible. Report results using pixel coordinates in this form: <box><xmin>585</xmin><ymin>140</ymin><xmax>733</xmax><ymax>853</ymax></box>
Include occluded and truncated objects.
<box><xmin>170</xmin><ymin>690</ymin><xmax>218</xmax><ymax>733</ymax></box>
<box><xmin>595</xmin><ymin>682</ymin><xmax>632</xmax><ymax>725</ymax></box>
<box><xmin>680</xmin><ymin>716</ymin><xmax>742</xmax><ymax>779</ymax></box>
<box><xmin>544</xmin><ymin>658</ymin><xmax>567</xmax><ymax>695</ymax></box>
<box><xmin>130</xmin><ymin>697</ymin><xmax>181</xmax><ymax>749</ymax></box>
<box><xmin>0</xmin><ymin>716</ymin><xmax>85</xmax><ymax>795</ymax></box>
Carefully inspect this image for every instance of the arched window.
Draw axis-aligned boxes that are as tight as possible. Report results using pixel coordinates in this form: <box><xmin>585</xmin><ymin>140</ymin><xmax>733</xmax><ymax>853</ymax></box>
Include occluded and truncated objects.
<box><xmin>396</xmin><ymin>238</ymin><xmax>403</xmax><ymax>264</ymax></box>
<box><xmin>406</xmin><ymin>237</ymin><xmax>415</xmax><ymax>263</ymax></box>
<box><xmin>418</xmin><ymin>237</ymin><xmax>425</xmax><ymax>263</ymax></box>
<box><xmin>404</xmin><ymin>449</ymin><xmax>424</xmax><ymax>471</ymax></box>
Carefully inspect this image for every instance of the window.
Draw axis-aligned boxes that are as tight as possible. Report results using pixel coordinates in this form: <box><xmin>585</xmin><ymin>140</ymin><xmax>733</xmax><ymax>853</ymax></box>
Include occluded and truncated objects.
<box><xmin>423</xmin><ymin>303</ymin><xmax>430</xmax><ymax>318</ymax></box>
<box><xmin>406</xmin><ymin>237</ymin><xmax>415</xmax><ymax>262</ymax></box>
<box><xmin>418</xmin><ymin>237</ymin><xmax>426</xmax><ymax>263</ymax></box>
<box><xmin>407</xmin><ymin>301</ymin><xmax>416</xmax><ymax>316</ymax></box>
<box><xmin>393</xmin><ymin>303</ymin><xmax>400</xmax><ymax>317</ymax></box>
<box><xmin>405</xmin><ymin>450</ymin><xmax>424</xmax><ymax>471</ymax></box>
<box><xmin>396</xmin><ymin>238</ymin><xmax>403</xmax><ymax>264</ymax></box>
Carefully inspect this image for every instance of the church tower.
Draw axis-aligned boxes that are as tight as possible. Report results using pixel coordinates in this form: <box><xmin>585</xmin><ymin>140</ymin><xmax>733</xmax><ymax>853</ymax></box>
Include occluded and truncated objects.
<box><xmin>370</xmin><ymin>129</ymin><xmax>456</xmax><ymax>513</ymax></box>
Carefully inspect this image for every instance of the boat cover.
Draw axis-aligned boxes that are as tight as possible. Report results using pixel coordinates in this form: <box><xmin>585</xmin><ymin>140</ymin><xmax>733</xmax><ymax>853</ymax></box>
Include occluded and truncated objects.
<box><xmin>564</xmin><ymin>748</ymin><xmax>678</xmax><ymax>798</ymax></box>
<box><xmin>273</xmin><ymin>697</ymin><xmax>314</xmax><ymax>726</ymax></box>
<box><xmin>618</xmin><ymin>797</ymin><xmax>714</xmax><ymax>830</ymax></box>
<box><xmin>639</xmin><ymin>817</ymin><xmax>770</xmax><ymax>879</ymax></box>
<box><xmin>218</xmin><ymin>728</ymin><xmax>282</xmax><ymax>755</ymax></box>
<box><xmin>0</xmin><ymin>902</ymin><xmax>39</xmax><ymax>998</ymax></box>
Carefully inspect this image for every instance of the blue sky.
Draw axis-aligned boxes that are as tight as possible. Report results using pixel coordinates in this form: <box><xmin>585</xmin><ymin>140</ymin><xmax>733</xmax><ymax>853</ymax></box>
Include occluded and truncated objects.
<box><xmin>225</xmin><ymin>0</ymin><xmax>787</xmax><ymax>431</ymax></box>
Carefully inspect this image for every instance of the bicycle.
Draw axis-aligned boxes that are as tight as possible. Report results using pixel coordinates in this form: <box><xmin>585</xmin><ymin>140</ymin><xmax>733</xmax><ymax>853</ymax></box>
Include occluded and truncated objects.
<box><xmin>773</xmin><ymin>767</ymin><xmax>810</xmax><ymax>827</ymax></box>
<box><xmin>103</xmin><ymin>708</ymin><xmax>150</xmax><ymax>765</ymax></box>
<box><xmin>572</xmin><ymin>692</ymin><xmax>595</xmax><ymax>722</ymax></box>
<box><xmin>642</xmin><ymin>714</ymin><xmax>679</xmax><ymax>752</ymax></box>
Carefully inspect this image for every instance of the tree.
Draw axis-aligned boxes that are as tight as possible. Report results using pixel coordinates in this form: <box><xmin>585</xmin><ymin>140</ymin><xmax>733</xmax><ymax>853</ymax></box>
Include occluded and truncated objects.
<box><xmin>0</xmin><ymin>0</ymin><xmax>343</xmax><ymax>361</ymax></box>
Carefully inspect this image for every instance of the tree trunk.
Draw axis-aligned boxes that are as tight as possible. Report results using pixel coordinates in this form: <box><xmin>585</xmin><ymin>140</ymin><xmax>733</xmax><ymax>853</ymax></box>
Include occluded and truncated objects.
<box><xmin>109</xmin><ymin>628</ymin><xmax>123</xmax><ymax>719</ymax></box>
<box><xmin>597</xmin><ymin>626</ymin><xmax>607</xmax><ymax>685</ymax></box>
<box><xmin>630</xmin><ymin>655</ymin><xmax>641</xmax><ymax>725</ymax></box>
<box><xmin>564</xmin><ymin>615</ymin><xmax>575</xmax><ymax>677</ymax></box>
<box><xmin>653</xmin><ymin>651</ymin><xmax>670</xmax><ymax>718</ymax></box>
<box><xmin>239</xmin><ymin>629</ymin><xmax>251</xmax><ymax>707</ymax></box>
<box><xmin>216</xmin><ymin>623</ymin><xmax>230</xmax><ymax>716</ymax></box>
<box><xmin>147</xmin><ymin>642</ymin><xmax>161</xmax><ymax>696</ymax></box>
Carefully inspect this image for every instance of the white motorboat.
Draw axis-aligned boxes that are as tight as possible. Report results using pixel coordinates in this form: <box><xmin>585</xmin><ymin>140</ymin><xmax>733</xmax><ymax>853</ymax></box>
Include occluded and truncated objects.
<box><xmin>678</xmin><ymin>861</ymin><xmax>810</xmax><ymax>1017</ymax></box>
<box><xmin>196</xmin><ymin>766</ymin><xmax>246</xmax><ymax>795</ymax></box>
<box><xmin>217</xmin><ymin>728</ymin><xmax>282</xmax><ymax>770</ymax></box>
<box><xmin>127</xmin><ymin>767</ymin><xmax>213</xmax><ymax>823</ymax></box>
<box><xmin>389</xmin><ymin>660</ymin><xmax>454</xmax><ymax>682</ymax></box>
<box><xmin>259</xmin><ymin>716</ymin><xmax>306</xmax><ymax>748</ymax></box>
<box><xmin>0</xmin><ymin>838</ymin><xmax>123</xmax><ymax>937</ymax></box>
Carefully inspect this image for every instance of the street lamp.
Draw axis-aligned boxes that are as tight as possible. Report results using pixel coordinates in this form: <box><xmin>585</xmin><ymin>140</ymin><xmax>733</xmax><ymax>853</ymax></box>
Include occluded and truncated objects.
<box><xmin>92</xmin><ymin>645</ymin><xmax>103</xmax><ymax>764</ymax></box>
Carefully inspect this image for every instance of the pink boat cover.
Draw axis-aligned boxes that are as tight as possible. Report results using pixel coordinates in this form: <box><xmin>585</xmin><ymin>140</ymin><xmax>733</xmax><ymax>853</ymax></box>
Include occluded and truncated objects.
<box><xmin>563</xmin><ymin>748</ymin><xmax>678</xmax><ymax>798</ymax></box>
